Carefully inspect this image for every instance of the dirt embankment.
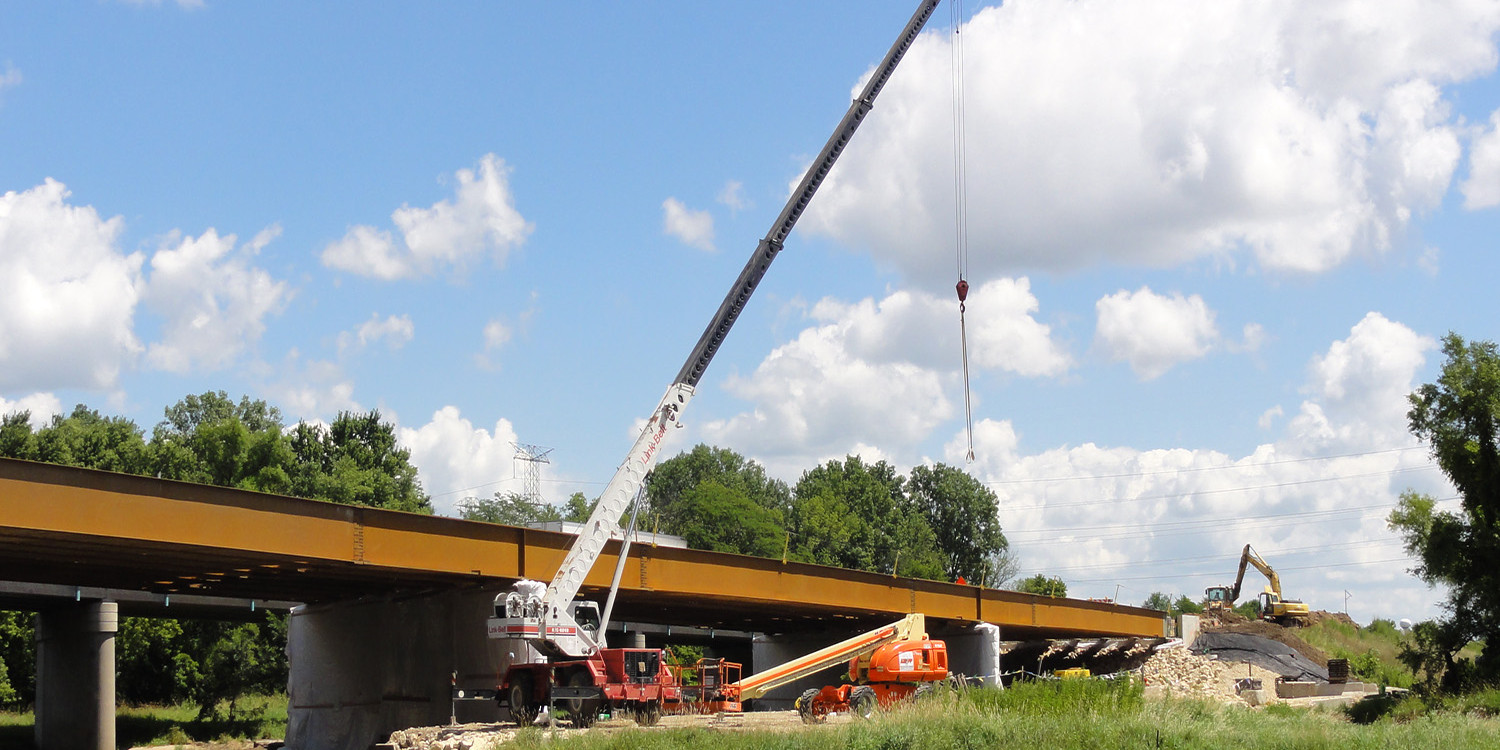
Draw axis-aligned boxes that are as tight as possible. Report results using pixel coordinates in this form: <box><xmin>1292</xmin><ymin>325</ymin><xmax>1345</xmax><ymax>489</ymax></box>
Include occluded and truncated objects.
<box><xmin>1202</xmin><ymin>610</ymin><xmax>1351</xmax><ymax>668</ymax></box>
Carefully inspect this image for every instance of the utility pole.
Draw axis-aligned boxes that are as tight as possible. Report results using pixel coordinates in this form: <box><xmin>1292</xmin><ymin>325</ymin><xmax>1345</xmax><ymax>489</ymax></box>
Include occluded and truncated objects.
<box><xmin>1344</xmin><ymin>589</ymin><xmax>1352</xmax><ymax>617</ymax></box>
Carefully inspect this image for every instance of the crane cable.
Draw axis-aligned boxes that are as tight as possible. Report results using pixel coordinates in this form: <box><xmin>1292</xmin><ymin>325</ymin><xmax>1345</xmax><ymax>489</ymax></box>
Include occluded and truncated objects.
<box><xmin>951</xmin><ymin>0</ymin><xmax>975</xmax><ymax>462</ymax></box>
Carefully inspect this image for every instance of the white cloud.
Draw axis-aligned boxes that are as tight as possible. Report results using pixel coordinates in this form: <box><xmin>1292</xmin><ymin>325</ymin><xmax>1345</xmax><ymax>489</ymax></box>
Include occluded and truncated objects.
<box><xmin>0</xmin><ymin>63</ymin><xmax>20</xmax><ymax>104</ymax></box>
<box><xmin>322</xmin><ymin>154</ymin><xmax>533</xmax><ymax>280</ymax></box>
<box><xmin>1291</xmin><ymin>312</ymin><xmax>1435</xmax><ymax>452</ymax></box>
<box><xmin>263</xmin><ymin>352</ymin><xmax>359</xmax><ymax>422</ymax></box>
<box><xmin>1094</xmin><ymin>287</ymin><xmax>1218</xmax><ymax>379</ymax></box>
<box><xmin>0</xmin><ymin>393</ymin><xmax>63</xmax><ymax>429</ymax></box>
<box><xmin>338</xmin><ymin>313</ymin><xmax>414</xmax><ymax>355</ymax></box>
<box><xmin>143</xmin><ymin>227</ymin><xmax>292</xmax><ymax>373</ymax></box>
<box><xmin>398</xmin><ymin>406</ymin><xmax>524</xmax><ymax>515</ymax></box>
<box><xmin>662</xmin><ymin>197</ymin><xmax>715</xmax><ymax>252</ymax></box>
<box><xmin>939</xmin><ymin>312</ymin><xmax>1445</xmax><ymax>622</ymax></box>
<box><xmin>718</xmin><ymin>180</ymin><xmax>749</xmax><ymax>213</ymax></box>
<box><xmin>0</xmin><ymin>180</ymin><xmax>142</xmax><ymax>391</ymax></box>
<box><xmin>801</xmin><ymin>0</ymin><xmax>1493</xmax><ymax>285</ymax></box>
<box><xmin>482</xmin><ymin>319</ymin><xmax>511</xmax><ymax>351</ymax></box>
<box><xmin>1462</xmin><ymin>109</ymin><xmax>1500</xmax><ymax>209</ymax></box>
<box><xmin>703</xmin><ymin>279</ymin><xmax>1066</xmax><ymax>466</ymax></box>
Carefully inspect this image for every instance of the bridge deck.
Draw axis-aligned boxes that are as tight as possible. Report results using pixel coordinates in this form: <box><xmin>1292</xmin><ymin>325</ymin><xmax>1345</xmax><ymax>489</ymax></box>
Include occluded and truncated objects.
<box><xmin>0</xmin><ymin>457</ymin><xmax>1164</xmax><ymax>638</ymax></box>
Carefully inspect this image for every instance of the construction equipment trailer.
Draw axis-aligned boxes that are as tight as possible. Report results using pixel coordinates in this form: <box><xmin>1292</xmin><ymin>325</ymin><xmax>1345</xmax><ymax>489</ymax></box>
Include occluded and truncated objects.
<box><xmin>486</xmin><ymin>0</ymin><xmax>944</xmax><ymax>727</ymax></box>
<box><xmin>1204</xmin><ymin>544</ymin><xmax>1311</xmax><ymax>626</ymax></box>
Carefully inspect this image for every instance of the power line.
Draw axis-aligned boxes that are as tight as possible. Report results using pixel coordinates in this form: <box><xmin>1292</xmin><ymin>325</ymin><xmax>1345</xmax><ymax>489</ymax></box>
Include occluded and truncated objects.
<box><xmin>987</xmin><ymin>446</ymin><xmax>1429</xmax><ymax>486</ymax></box>
<box><xmin>1001</xmin><ymin>464</ymin><xmax>1440</xmax><ymax>511</ymax></box>
<box><xmin>1065</xmin><ymin>557</ymin><xmax>1414</xmax><ymax>585</ymax></box>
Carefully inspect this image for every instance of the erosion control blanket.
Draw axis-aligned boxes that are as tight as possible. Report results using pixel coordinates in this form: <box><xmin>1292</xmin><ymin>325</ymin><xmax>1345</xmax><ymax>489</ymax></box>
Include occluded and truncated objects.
<box><xmin>1191</xmin><ymin>632</ymin><xmax>1329</xmax><ymax>682</ymax></box>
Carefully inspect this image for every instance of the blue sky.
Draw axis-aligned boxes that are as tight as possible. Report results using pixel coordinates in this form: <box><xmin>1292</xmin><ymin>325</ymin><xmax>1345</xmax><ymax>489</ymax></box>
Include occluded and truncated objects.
<box><xmin>4</xmin><ymin>0</ymin><xmax>1500</xmax><ymax>625</ymax></box>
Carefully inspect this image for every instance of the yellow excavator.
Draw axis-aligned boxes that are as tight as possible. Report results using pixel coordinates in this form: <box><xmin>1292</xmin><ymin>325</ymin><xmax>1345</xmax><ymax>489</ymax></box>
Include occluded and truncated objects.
<box><xmin>1204</xmin><ymin>544</ymin><xmax>1311</xmax><ymax>626</ymax></box>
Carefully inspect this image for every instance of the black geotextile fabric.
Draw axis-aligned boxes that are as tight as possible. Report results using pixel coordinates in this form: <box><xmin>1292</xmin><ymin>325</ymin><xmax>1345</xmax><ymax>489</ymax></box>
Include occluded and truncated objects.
<box><xmin>1191</xmin><ymin>632</ymin><xmax>1329</xmax><ymax>682</ymax></box>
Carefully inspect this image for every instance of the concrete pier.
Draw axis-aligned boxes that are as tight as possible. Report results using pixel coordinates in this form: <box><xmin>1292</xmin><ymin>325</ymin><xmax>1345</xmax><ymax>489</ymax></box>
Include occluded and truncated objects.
<box><xmin>33</xmin><ymin>600</ymin><xmax>117</xmax><ymax>750</ymax></box>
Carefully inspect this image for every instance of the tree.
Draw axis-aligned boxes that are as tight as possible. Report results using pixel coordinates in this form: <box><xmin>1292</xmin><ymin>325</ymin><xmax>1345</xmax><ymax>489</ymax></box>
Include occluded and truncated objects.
<box><xmin>1142</xmin><ymin>592</ymin><xmax>1172</xmax><ymax>612</ymax></box>
<box><xmin>1391</xmin><ymin>333</ymin><xmax>1500</xmax><ymax>688</ymax></box>
<box><xmin>24</xmin><ymin>406</ymin><xmax>150</xmax><ymax>473</ymax></box>
<box><xmin>564</xmin><ymin>492</ymin><xmax>594</xmax><ymax>523</ymax></box>
<box><xmin>459</xmin><ymin>492</ymin><xmax>563</xmax><ymax>526</ymax></box>
<box><xmin>790</xmin><ymin>456</ymin><xmax>943</xmax><ymax>579</ymax></box>
<box><xmin>157</xmin><ymin>390</ymin><xmax>284</xmax><ymax>437</ymax></box>
<box><xmin>287</xmin><ymin>411</ymin><xmax>431</xmax><ymax>513</ymax></box>
<box><xmin>673</xmin><ymin>481</ymin><xmax>786</xmax><ymax>558</ymax></box>
<box><xmin>1016</xmin><ymin>574</ymin><xmax>1067</xmax><ymax>598</ymax></box>
<box><xmin>1174</xmin><ymin>595</ymin><xmax>1204</xmax><ymax>614</ymax></box>
<box><xmin>905</xmin><ymin>464</ymin><xmax>1008</xmax><ymax>584</ymax></box>
<box><xmin>647</xmin><ymin>445</ymin><xmax>791</xmax><ymax>534</ymax></box>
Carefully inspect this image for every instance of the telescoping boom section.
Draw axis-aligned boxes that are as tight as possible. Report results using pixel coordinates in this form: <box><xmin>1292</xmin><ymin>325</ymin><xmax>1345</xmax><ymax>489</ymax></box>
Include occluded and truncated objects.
<box><xmin>736</xmin><ymin>614</ymin><xmax>928</xmax><ymax>700</ymax></box>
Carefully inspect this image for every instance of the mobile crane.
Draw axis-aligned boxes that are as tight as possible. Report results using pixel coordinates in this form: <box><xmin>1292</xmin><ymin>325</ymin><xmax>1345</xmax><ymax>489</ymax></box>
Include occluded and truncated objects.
<box><xmin>1204</xmin><ymin>544</ymin><xmax>1311</xmax><ymax>626</ymax></box>
<box><xmin>486</xmin><ymin>0</ymin><xmax>945</xmax><ymax>727</ymax></box>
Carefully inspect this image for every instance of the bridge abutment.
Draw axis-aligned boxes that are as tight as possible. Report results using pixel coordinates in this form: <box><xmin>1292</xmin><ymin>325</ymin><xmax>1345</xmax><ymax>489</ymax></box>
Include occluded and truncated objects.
<box><xmin>33</xmin><ymin>599</ymin><xmax>117</xmax><ymax>750</ymax></box>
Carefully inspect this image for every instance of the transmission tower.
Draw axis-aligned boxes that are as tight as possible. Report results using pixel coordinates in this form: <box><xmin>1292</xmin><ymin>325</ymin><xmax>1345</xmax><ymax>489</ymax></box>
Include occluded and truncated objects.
<box><xmin>512</xmin><ymin>442</ymin><xmax>554</xmax><ymax>506</ymax></box>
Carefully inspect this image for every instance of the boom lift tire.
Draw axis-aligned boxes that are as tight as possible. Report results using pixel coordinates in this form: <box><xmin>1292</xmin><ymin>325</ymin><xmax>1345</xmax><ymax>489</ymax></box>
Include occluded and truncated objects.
<box><xmin>849</xmin><ymin>685</ymin><xmax>877</xmax><ymax>719</ymax></box>
<box><xmin>508</xmin><ymin>673</ymin><xmax>536</xmax><ymax>726</ymax></box>
<box><xmin>797</xmin><ymin>688</ymin><xmax>827</xmax><ymax>724</ymax></box>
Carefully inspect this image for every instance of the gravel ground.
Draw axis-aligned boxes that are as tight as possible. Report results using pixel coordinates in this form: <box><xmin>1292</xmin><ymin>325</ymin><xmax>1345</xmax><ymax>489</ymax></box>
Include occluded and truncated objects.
<box><xmin>381</xmin><ymin>710</ymin><xmax>842</xmax><ymax>749</ymax></box>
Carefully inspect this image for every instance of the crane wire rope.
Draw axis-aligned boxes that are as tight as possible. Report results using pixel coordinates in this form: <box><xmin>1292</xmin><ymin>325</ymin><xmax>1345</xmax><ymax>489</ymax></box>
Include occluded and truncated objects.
<box><xmin>951</xmin><ymin>0</ymin><xmax>976</xmax><ymax>462</ymax></box>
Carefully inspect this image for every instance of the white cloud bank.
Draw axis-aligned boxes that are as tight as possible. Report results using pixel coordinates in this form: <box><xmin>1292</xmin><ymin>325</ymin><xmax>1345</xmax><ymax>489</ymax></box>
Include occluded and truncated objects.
<box><xmin>1094</xmin><ymin>287</ymin><xmax>1219</xmax><ymax>380</ymax></box>
<box><xmin>322</xmin><ymin>154</ymin><xmax>533</xmax><ymax>281</ymax></box>
<box><xmin>1462</xmin><ymin>109</ymin><xmax>1500</xmax><ymax>209</ymax></box>
<box><xmin>338</xmin><ymin>313</ymin><xmax>415</xmax><ymax>355</ymax></box>
<box><xmin>0</xmin><ymin>179</ymin><xmax>291</xmax><ymax>394</ymax></box>
<box><xmin>702</xmin><ymin>278</ymin><xmax>1067</xmax><ymax>469</ymax></box>
<box><xmin>801</xmin><ymin>0</ymin><xmax>1495</xmax><ymax>285</ymax></box>
<box><xmin>399</xmin><ymin>406</ymin><xmax>524</xmax><ymax>516</ymax></box>
<box><xmin>946</xmin><ymin>312</ymin><xmax>1443</xmax><ymax>621</ymax></box>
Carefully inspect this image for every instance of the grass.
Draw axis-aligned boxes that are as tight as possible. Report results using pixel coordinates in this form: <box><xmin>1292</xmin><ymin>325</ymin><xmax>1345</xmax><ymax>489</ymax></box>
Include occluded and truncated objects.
<box><xmin>0</xmin><ymin>693</ymin><xmax>286</xmax><ymax>750</ymax></box>
<box><xmin>1298</xmin><ymin>618</ymin><xmax>1415</xmax><ymax>688</ymax></box>
<box><xmin>506</xmin><ymin>680</ymin><xmax>1500</xmax><ymax>750</ymax></box>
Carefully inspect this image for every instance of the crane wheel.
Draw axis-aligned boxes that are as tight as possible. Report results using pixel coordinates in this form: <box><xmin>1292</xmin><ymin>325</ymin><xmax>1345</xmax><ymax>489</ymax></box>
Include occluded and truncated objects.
<box><xmin>634</xmin><ymin>701</ymin><xmax>662</xmax><ymax>727</ymax></box>
<box><xmin>849</xmin><ymin>685</ymin><xmax>877</xmax><ymax>720</ymax></box>
<box><xmin>508</xmin><ymin>674</ymin><xmax>536</xmax><ymax>726</ymax></box>
<box><xmin>796</xmin><ymin>688</ymin><xmax>827</xmax><ymax>724</ymax></box>
<box><xmin>565</xmin><ymin>670</ymin><xmax>599</xmax><ymax>728</ymax></box>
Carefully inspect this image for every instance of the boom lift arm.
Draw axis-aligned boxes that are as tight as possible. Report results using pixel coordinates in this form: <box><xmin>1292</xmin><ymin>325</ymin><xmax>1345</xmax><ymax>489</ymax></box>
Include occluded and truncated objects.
<box><xmin>505</xmin><ymin>0</ymin><xmax>945</xmax><ymax>660</ymax></box>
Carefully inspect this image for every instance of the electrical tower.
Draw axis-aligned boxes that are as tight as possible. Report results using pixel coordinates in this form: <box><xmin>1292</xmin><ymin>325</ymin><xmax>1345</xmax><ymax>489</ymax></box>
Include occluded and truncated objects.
<box><xmin>512</xmin><ymin>442</ymin><xmax>554</xmax><ymax>506</ymax></box>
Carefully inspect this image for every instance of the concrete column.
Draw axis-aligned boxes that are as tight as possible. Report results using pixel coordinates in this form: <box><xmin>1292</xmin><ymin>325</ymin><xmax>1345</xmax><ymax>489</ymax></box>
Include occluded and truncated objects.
<box><xmin>942</xmin><ymin>622</ymin><xmax>1002</xmax><ymax>686</ymax></box>
<box><xmin>34</xmin><ymin>600</ymin><xmax>117</xmax><ymax>750</ymax></box>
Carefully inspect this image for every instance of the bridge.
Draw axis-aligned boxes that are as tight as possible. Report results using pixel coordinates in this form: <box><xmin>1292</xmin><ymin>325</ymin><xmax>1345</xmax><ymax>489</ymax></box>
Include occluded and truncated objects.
<box><xmin>0</xmin><ymin>457</ymin><xmax>1166</xmax><ymax>749</ymax></box>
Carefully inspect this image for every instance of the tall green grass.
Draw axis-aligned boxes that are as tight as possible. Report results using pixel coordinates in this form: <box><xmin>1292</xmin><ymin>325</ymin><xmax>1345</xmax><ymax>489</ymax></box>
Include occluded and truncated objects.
<box><xmin>511</xmin><ymin>680</ymin><xmax>1499</xmax><ymax>750</ymax></box>
<box><xmin>0</xmin><ymin>693</ymin><xmax>286</xmax><ymax>750</ymax></box>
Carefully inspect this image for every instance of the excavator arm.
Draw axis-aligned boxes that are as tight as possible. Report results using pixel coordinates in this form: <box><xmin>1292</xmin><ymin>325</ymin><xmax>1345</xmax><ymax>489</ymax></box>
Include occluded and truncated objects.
<box><xmin>1230</xmin><ymin>544</ymin><xmax>1281</xmax><ymax>601</ymax></box>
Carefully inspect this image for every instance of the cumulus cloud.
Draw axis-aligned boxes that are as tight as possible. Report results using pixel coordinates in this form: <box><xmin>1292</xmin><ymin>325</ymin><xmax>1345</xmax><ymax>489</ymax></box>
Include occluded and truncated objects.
<box><xmin>0</xmin><ymin>393</ymin><xmax>63</xmax><ymax>429</ymax></box>
<box><xmin>800</xmin><ymin>0</ymin><xmax>1492</xmax><ymax>285</ymax></box>
<box><xmin>702</xmin><ymin>278</ymin><xmax>1066</xmax><ymax>466</ymax></box>
<box><xmin>398</xmin><ymin>406</ymin><xmax>524</xmax><ymax>515</ymax></box>
<box><xmin>1094</xmin><ymin>287</ymin><xmax>1218</xmax><ymax>379</ymax></box>
<box><xmin>1462</xmin><ymin>109</ymin><xmax>1500</xmax><ymax>209</ymax></box>
<box><xmin>0</xmin><ymin>180</ymin><xmax>142</xmax><ymax>391</ymax></box>
<box><xmin>262</xmin><ymin>352</ymin><xmax>359</xmax><ymax>422</ymax></box>
<box><xmin>662</xmin><ymin>197</ymin><xmax>715</xmax><ymax>251</ymax></box>
<box><xmin>940</xmin><ymin>313</ymin><xmax>1445</xmax><ymax>621</ymax></box>
<box><xmin>338</xmin><ymin>313</ymin><xmax>414</xmax><ymax>355</ymax></box>
<box><xmin>143</xmin><ymin>227</ymin><xmax>291</xmax><ymax>373</ymax></box>
<box><xmin>322</xmin><ymin>154</ymin><xmax>533</xmax><ymax>280</ymax></box>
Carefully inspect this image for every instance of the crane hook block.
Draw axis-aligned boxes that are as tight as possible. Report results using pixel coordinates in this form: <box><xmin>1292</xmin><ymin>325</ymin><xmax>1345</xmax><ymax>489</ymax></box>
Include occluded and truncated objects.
<box><xmin>956</xmin><ymin>279</ymin><xmax>969</xmax><ymax>303</ymax></box>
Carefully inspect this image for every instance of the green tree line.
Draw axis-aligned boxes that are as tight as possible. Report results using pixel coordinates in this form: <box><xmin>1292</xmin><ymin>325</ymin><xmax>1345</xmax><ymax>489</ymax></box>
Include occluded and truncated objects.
<box><xmin>0</xmin><ymin>391</ymin><xmax>429</xmax><ymax>714</ymax></box>
<box><xmin>465</xmin><ymin>444</ymin><xmax>1015</xmax><ymax>587</ymax></box>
